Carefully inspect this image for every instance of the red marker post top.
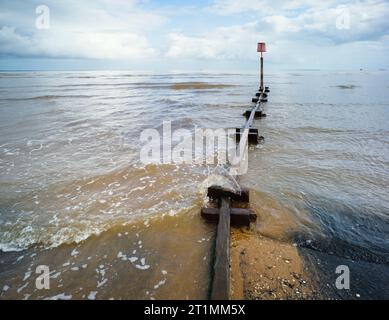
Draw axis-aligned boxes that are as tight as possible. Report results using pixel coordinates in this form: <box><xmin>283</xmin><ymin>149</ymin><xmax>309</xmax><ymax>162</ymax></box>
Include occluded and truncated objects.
<box><xmin>257</xmin><ymin>42</ymin><xmax>266</xmax><ymax>53</ymax></box>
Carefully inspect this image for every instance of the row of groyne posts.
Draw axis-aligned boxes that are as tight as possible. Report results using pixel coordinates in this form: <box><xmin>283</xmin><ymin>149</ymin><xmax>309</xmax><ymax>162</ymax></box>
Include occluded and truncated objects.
<box><xmin>201</xmin><ymin>42</ymin><xmax>270</xmax><ymax>300</ymax></box>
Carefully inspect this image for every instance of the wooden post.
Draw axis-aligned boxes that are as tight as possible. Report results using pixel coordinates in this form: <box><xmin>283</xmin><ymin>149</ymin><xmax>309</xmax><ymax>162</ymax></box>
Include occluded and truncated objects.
<box><xmin>211</xmin><ymin>197</ymin><xmax>231</xmax><ymax>300</ymax></box>
<box><xmin>205</xmin><ymin>186</ymin><xmax>250</xmax><ymax>299</ymax></box>
<box><xmin>201</xmin><ymin>207</ymin><xmax>256</xmax><ymax>226</ymax></box>
<box><xmin>260</xmin><ymin>53</ymin><xmax>264</xmax><ymax>91</ymax></box>
<box><xmin>257</xmin><ymin>42</ymin><xmax>266</xmax><ymax>91</ymax></box>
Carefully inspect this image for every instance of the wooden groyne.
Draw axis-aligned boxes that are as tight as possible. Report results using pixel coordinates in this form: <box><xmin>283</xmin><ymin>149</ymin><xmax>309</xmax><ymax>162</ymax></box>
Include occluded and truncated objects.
<box><xmin>200</xmin><ymin>41</ymin><xmax>270</xmax><ymax>300</ymax></box>
<box><xmin>201</xmin><ymin>84</ymin><xmax>270</xmax><ymax>300</ymax></box>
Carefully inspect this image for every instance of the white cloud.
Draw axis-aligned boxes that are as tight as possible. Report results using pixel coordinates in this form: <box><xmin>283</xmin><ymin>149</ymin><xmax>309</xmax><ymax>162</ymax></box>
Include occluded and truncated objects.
<box><xmin>211</xmin><ymin>0</ymin><xmax>334</xmax><ymax>15</ymax></box>
<box><xmin>162</xmin><ymin>0</ymin><xmax>389</xmax><ymax>71</ymax></box>
<box><xmin>50</xmin><ymin>0</ymin><xmax>167</xmax><ymax>33</ymax></box>
<box><xmin>166</xmin><ymin>22</ymin><xmax>261</xmax><ymax>60</ymax></box>
<box><xmin>0</xmin><ymin>26</ymin><xmax>156</xmax><ymax>60</ymax></box>
<box><xmin>300</xmin><ymin>1</ymin><xmax>389</xmax><ymax>42</ymax></box>
<box><xmin>0</xmin><ymin>27</ymin><xmax>32</xmax><ymax>55</ymax></box>
<box><xmin>0</xmin><ymin>0</ymin><xmax>166</xmax><ymax>60</ymax></box>
<box><xmin>263</xmin><ymin>15</ymin><xmax>301</xmax><ymax>33</ymax></box>
<box><xmin>164</xmin><ymin>7</ymin><xmax>389</xmax><ymax>70</ymax></box>
<box><xmin>0</xmin><ymin>0</ymin><xmax>388</xmax><ymax>70</ymax></box>
<box><xmin>212</xmin><ymin>0</ymin><xmax>389</xmax><ymax>43</ymax></box>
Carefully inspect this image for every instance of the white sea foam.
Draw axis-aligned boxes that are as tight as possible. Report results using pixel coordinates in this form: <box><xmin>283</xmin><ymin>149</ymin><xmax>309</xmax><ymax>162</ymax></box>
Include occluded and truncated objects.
<box><xmin>153</xmin><ymin>279</ymin><xmax>166</xmax><ymax>289</ymax></box>
<box><xmin>117</xmin><ymin>251</ymin><xmax>128</xmax><ymax>261</ymax></box>
<box><xmin>46</xmin><ymin>293</ymin><xmax>72</xmax><ymax>300</ymax></box>
<box><xmin>0</xmin><ymin>243</ymin><xmax>26</xmax><ymax>253</ymax></box>
<box><xmin>23</xmin><ymin>271</ymin><xmax>32</xmax><ymax>281</ymax></box>
<box><xmin>88</xmin><ymin>291</ymin><xmax>97</xmax><ymax>300</ymax></box>
<box><xmin>135</xmin><ymin>264</ymin><xmax>150</xmax><ymax>270</ymax></box>
<box><xmin>97</xmin><ymin>278</ymin><xmax>108</xmax><ymax>288</ymax></box>
<box><xmin>17</xmin><ymin>282</ymin><xmax>28</xmax><ymax>293</ymax></box>
<box><xmin>51</xmin><ymin>272</ymin><xmax>61</xmax><ymax>279</ymax></box>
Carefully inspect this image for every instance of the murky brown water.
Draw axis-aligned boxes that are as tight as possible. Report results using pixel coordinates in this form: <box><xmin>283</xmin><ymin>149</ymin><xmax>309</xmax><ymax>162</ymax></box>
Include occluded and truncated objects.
<box><xmin>0</xmin><ymin>71</ymin><xmax>388</xmax><ymax>299</ymax></box>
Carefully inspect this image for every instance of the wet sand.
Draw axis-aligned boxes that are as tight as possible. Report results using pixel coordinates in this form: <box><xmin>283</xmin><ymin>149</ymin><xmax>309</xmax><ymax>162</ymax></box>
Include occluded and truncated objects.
<box><xmin>230</xmin><ymin>189</ymin><xmax>320</xmax><ymax>300</ymax></box>
<box><xmin>0</xmin><ymin>209</ymin><xmax>215</xmax><ymax>300</ymax></box>
<box><xmin>230</xmin><ymin>188</ymin><xmax>389</xmax><ymax>300</ymax></box>
<box><xmin>230</xmin><ymin>230</ymin><xmax>317</xmax><ymax>300</ymax></box>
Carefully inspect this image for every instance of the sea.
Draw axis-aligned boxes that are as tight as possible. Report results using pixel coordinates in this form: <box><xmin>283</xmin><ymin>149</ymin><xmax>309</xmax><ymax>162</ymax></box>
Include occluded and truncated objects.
<box><xmin>0</xmin><ymin>70</ymin><xmax>388</xmax><ymax>299</ymax></box>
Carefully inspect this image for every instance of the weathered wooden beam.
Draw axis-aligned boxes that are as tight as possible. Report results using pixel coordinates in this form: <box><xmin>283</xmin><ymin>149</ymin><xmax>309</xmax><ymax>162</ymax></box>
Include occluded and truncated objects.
<box><xmin>229</xmin><ymin>98</ymin><xmax>262</xmax><ymax>176</ymax></box>
<box><xmin>259</xmin><ymin>86</ymin><xmax>270</xmax><ymax>92</ymax></box>
<box><xmin>260</xmin><ymin>55</ymin><xmax>264</xmax><ymax>90</ymax></box>
<box><xmin>208</xmin><ymin>87</ymin><xmax>270</xmax><ymax>299</ymax></box>
<box><xmin>243</xmin><ymin>110</ymin><xmax>266</xmax><ymax>119</ymax></box>
<box><xmin>211</xmin><ymin>197</ymin><xmax>230</xmax><ymax>300</ymax></box>
<box><xmin>205</xmin><ymin>86</ymin><xmax>270</xmax><ymax>300</ymax></box>
<box><xmin>201</xmin><ymin>207</ymin><xmax>257</xmax><ymax>226</ymax></box>
<box><xmin>207</xmin><ymin>186</ymin><xmax>249</xmax><ymax>203</ymax></box>
<box><xmin>235</xmin><ymin>127</ymin><xmax>261</xmax><ymax>144</ymax></box>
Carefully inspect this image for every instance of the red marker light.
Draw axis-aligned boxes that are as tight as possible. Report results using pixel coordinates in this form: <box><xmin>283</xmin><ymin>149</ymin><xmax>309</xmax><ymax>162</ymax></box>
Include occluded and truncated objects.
<box><xmin>257</xmin><ymin>42</ymin><xmax>266</xmax><ymax>53</ymax></box>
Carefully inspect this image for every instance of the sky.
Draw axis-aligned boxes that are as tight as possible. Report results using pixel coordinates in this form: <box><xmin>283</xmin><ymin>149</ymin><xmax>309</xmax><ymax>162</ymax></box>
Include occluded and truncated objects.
<box><xmin>0</xmin><ymin>0</ymin><xmax>388</xmax><ymax>72</ymax></box>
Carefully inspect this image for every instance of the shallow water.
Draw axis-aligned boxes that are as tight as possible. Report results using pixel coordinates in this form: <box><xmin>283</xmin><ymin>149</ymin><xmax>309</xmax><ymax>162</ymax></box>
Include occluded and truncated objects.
<box><xmin>0</xmin><ymin>70</ymin><xmax>388</xmax><ymax>299</ymax></box>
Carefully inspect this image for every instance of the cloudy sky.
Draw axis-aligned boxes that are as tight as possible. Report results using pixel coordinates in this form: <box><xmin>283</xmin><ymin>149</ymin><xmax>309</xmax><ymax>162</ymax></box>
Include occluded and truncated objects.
<box><xmin>0</xmin><ymin>0</ymin><xmax>388</xmax><ymax>71</ymax></box>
